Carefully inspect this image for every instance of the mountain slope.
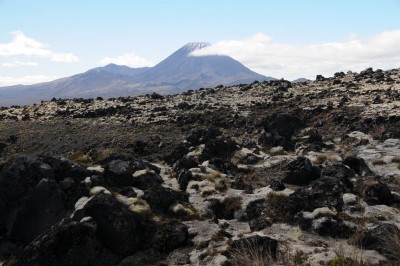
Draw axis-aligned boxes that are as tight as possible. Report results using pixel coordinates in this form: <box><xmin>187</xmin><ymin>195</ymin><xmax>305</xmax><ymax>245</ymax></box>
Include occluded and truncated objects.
<box><xmin>134</xmin><ymin>42</ymin><xmax>271</xmax><ymax>89</ymax></box>
<box><xmin>0</xmin><ymin>42</ymin><xmax>274</xmax><ymax>107</ymax></box>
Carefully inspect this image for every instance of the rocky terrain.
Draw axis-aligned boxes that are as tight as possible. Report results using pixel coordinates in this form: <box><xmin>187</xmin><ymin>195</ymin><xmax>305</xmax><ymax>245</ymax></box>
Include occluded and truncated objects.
<box><xmin>1</xmin><ymin>67</ymin><xmax>400</xmax><ymax>265</ymax></box>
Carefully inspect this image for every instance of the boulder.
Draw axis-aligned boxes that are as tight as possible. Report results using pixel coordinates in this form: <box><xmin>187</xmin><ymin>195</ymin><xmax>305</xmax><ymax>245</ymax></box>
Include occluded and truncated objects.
<box><xmin>44</xmin><ymin>155</ymin><xmax>91</xmax><ymax>180</ymax></box>
<box><xmin>260</xmin><ymin>113</ymin><xmax>305</xmax><ymax>150</ymax></box>
<box><xmin>0</xmin><ymin>155</ymin><xmax>54</xmax><ymax>201</ymax></box>
<box><xmin>270</xmin><ymin>180</ymin><xmax>285</xmax><ymax>191</ymax></box>
<box><xmin>249</xmin><ymin>216</ymin><xmax>272</xmax><ymax>231</ymax></box>
<box><xmin>105</xmin><ymin>159</ymin><xmax>135</xmax><ymax>187</ymax></box>
<box><xmin>149</xmin><ymin>219</ymin><xmax>189</xmax><ymax>252</ymax></box>
<box><xmin>282</xmin><ymin>156</ymin><xmax>320</xmax><ymax>185</ymax></box>
<box><xmin>351</xmin><ymin>224</ymin><xmax>400</xmax><ymax>261</ymax></box>
<box><xmin>200</xmin><ymin>136</ymin><xmax>238</xmax><ymax>161</ymax></box>
<box><xmin>173</xmin><ymin>156</ymin><xmax>198</xmax><ymax>171</ymax></box>
<box><xmin>177</xmin><ymin>170</ymin><xmax>198</xmax><ymax>191</ymax></box>
<box><xmin>142</xmin><ymin>185</ymin><xmax>188</xmax><ymax>213</ymax></box>
<box><xmin>165</xmin><ymin>144</ymin><xmax>189</xmax><ymax>165</ymax></box>
<box><xmin>16</xmin><ymin>220</ymin><xmax>99</xmax><ymax>266</ymax></box>
<box><xmin>131</xmin><ymin>170</ymin><xmax>163</xmax><ymax>190</ymax></box>
<box><xmin>307</xmin><ymin>176</ymin><xmax>351</xmax><ymax>210</ymax></box>
<box><xmin>0</xmin><ymin>141</ymin><xmax>7</xmax><ymax>155</ymax></box>
<box><xmin>186</xmin><ymin>127</ymin><xmax>221</xmax><ymax>146</ymax></box>
<box><xmin>265</xmin><ymin>176</ymin><xmax>351</xmax><ymax>223</ymax></box>
<box><xmin>343</xmin><ymin>156</ymin><xmax>373</xmax><ymax>176</ymax></box>
<box><xmin>78</xmin><ymin>193</ymin><xmax>144</xmax><ymax>255</ymax></box>
<box><xmin>209</xmin><ymin>157</ymin><xmax>238</xmax><ymax>176</ymax></box>
<box><xmin>7</xmin><ymin>179</ymin><xmax>66</xmax><ymax>244</ymax></box>
<box><xmin>208</xmin><ymin>197</ymin><xmax>242</xmax><ymax>220</ymax></box>
<box><xmin>361</xmin><ymin>181</ymin><xmax>395</xmax><ymax>205</ymax></box>
<box><xmin>320</xmin><ymin>163</ymin><xmax>355</xmax><ymax>189</ymax></box>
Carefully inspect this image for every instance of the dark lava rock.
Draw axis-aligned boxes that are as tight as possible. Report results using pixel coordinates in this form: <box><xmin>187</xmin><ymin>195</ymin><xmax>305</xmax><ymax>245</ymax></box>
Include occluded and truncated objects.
<box><xmin>242</xmin><ymin>155</ymin><xmax>260</xmax><ymax>164</ymax></box>
<box><xmin>361</xmin><ymin>181</ymin><xmax>395</xmax><ymax>205</ymax></box>
<box><xmin>359</xmin><ymin>67</ymin><xmax>374</xmax><ymax>77</ymax></box>
<box><xmin>320</xmin><ymin>163</ymin><xmax>355</xmax><ymax>189</ymax></box>
<box><xmin>307</xmin><ymin>176</ymin><xmax>351</xmax><ymax>210</ymax></box>
<box><xmin>383</xmin><ymin>120</ymin><xmax>400</xmax><ymax>139</ymax></box>
<box><xmin>143</xmin><ymin>185</ymin><xmax>188</xmax><ymax>213</ymax></box>
<box><xmin>105</xmin><ymin>159</ymin><xmax>135</xmax><ymax>187</ymax></box>
<box><xmin>306</xmin><ymin>217</ymin><xmax>353</xmax><ymax>238</ymax></box>
<box><xmin>149</xmin><ymin>219</ymin><xmax>189</xmax><ymax>252</ymax></box>
<box><xmin>177</xmin><ymin>102</ymin><xmax>191</xmax><ymax>110</ymax></box>
<box><xmin>209</xmin><ymin>157</ymin><xmax>238</xmax><ymax>176</ymax></box>
<box><xmin>343</xmin><ymin>156</ymin><xmax>373</xmax><ymax>176</ymax></box>
<box><xmin>249</xmin><ymin>216</ymin><xmax>272</xmax><ymax>231</ymax></box>
<box><xmin>78</xmin><ymin>193</ymin><xmax>144</xmax><ymax>255</ymax></box>
<box><xmin>173</xmin><ymin>156</ymin><xmax>198</xmax><ymax>171</ymax></box>
<box><xmin>0</xmin><ymin>155</ymin><xmax>54</xmax><ymax>201</ymax></box>
<box><xmin>316</xmin><ymin>74</ymin><xmax>326</xmax><ymax>81</ymax></box>
<box><xmin>119</xmin><ymin>187</ymin><xmax>137</xmax><ymax>198</ymax></box>
<box><xmin>131</xmin><ymin>170</ymin><xmax>163</xmax><ymax>190</ymax></box>
<box><xmin>132</xmin><ymin>159</ymin><xmax>161</xmax><ymax>174</ymax></box>
<box><xmin>0</xmin><ymin>141</ymin><xmax>6</xmax><ymax>154</ymax></box>
<box><xmin>208</xmin><ymin>197</ymin><xmax>242</xmax><ymax>220</ymax></box>
<box><xmin>165</xmin><ymin>144</ymin><xmax>189</xmax><ymax>165</ymax></box>
<box><xmin>351</xmin><ymin>223</ymin><xmax>400</xmax><ymax>261</ymax></box>
<box><xmin>200</xmin><ymin>136</ymin><xmax>238</xmax><ymax>161</ymax></box>
<box><xmin>177</xmin><ymin>170</ymin><xmax>198</xmax><ymax>191</ymax></box>
<box><xmin>260</xmin><ymin>113</ymin><xmax>305</xmax><ymax>150</ymax></box>
<box><xmin>270</xmin><ymin>180</ymin><xmax>285</xmax><ymax>191</ymax></box>
<box><xmin>7</xmin><ymin>179</ymin><xmax>66</xmax><ymax>244</ymax></box>
<box><xmin>186</xmin><ymin>127</ymin><xmax>222</xmax><ymax>146</ymax></box>
<box><xmin>265</xmin><ymin>176</ymin><xmax>351</xmax><ymax>223</ymax></box>
<box><xmin>282</xmin><ymin>156</ymin><xmax>320</xmax><ymax>185</ymax></box>
<box><xmin>0</xmin><ymin>197</ymin><xmax>6</xmax><ymax>229</ymax></box>
<box><xmin>15</xmin><ymin>220</ymin><xmax>120</xmax><ymax>266</ymax></box>
<box><xmin>245</xmin><ymin>199</ymin><xmax>267</xmax><ymax>221</ymax></box>
<box><xmin>44</xmin><ymin>155</ymin><xmax>90</xmax><ymax>180</ymax></box>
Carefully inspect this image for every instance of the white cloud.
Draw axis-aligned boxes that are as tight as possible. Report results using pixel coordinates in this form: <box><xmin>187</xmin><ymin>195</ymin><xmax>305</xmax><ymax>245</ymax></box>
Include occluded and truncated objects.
<box><xmin>2</xmin><ymin>61</ymin><xmax>38</xmax><ymax>67</ymax></box>
<box><xmin>0</xmin><ymin>74</ymin><xmax>58</xmax><ymax>87</ymax></box>
<box><xmin>0</xmin><ymin>31</ymin><xmax>79</xmax><ymax>63</ymax></box>
<box><xmin>100</xmin><ymin>52</ymin><xmax>153</xmax><ymax>67</ymax></box>
<box><xmin>191</xmin><ymin>30</ymin><xmax>400</xmax><ymax>80</ymax></box>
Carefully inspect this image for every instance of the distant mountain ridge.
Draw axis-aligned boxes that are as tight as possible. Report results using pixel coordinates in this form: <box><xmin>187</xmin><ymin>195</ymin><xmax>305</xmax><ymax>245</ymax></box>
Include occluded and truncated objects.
<box><xmin>0</xmin><ymin>42</ymin><xmax>274</xmax><ymax>107</ymax></box>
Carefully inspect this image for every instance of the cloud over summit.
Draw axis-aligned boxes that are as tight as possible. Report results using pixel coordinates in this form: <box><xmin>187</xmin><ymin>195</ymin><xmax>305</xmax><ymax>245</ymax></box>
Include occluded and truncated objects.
<box><xmin>191</xmin><ymin>30</ymin><xmax>400</xmax><ymax>79</ymax></box>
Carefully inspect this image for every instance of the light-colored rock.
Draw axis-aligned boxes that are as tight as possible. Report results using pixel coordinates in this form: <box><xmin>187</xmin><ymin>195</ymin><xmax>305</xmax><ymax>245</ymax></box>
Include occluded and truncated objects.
<box><xmin>89</xmin><ymin>186</ymin><xmax>111</xmax><ymax>196</ymax></box>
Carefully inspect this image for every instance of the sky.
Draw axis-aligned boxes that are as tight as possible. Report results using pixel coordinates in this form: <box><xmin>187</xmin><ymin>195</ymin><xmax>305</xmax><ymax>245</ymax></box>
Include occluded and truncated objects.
<box><xmin>0</xmin><ymin>0</ymin><xmax>400</xmax><ymax>86</ymax></box>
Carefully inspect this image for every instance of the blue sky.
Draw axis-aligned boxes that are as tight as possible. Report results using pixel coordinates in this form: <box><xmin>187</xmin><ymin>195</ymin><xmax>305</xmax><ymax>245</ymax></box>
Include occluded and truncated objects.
<box><xmin>0</xmin><ymin>0</ymin><xmax>400</xmax><ymax>85</ymax></box>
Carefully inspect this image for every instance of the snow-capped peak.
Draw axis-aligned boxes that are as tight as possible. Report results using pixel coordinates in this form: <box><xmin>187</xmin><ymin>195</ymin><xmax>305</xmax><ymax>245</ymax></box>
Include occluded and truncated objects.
<box><xmin>181</xmin><ymin>42</ymin><xmax>211</xmax><ymax>53</ymax></box>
